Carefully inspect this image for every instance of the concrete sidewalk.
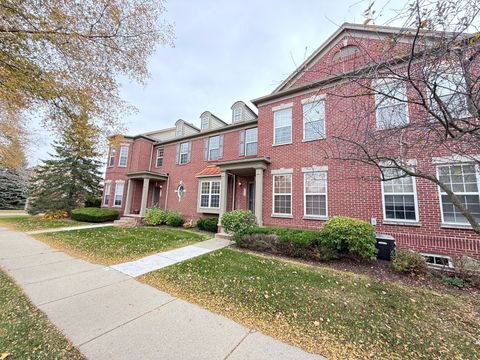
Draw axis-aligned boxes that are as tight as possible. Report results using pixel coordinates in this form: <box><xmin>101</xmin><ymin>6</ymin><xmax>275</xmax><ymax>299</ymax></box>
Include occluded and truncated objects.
<box><xmin>26</xmin><ymin>223</ymin><xmax>115</xmax><ymax>235</ymax></box>
<box><xmin>0</xmin><ymin>227</ymin><xmax>325</xmax><ymax>360</ymax></box>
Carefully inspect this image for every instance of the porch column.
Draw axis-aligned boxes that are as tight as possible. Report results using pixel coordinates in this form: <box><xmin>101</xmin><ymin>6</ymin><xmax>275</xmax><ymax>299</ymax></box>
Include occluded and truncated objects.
<box><xmin>124</xmin><ymin>179</ymin><xmax>133</xmax><ymax>215</ymax></box>
<box><xmin>255</xmin><ymin>168</ymin><xmax>264</xmax><ymax>226</ymax></box>
<box><xmin>140</xmin><ymin>178</ymin><xmax>150</xmax><ymax>216</ymax></box>
<box><xmin>218</xmin><ymin>170</ymin><xmax>228</xmax><ymax>227</ymax></box>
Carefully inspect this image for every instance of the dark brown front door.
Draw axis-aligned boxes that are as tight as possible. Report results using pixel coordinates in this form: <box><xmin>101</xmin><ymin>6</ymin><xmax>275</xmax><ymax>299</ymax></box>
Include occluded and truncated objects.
<box><xmin>152</xmin><ymin>186</ymin><xmax>161</xmax><ymax>207</ymax></box>
<box><xmin>247</xmin><ymin>182</ymin><xmax>255</xmax><ymax>212</ymax></box>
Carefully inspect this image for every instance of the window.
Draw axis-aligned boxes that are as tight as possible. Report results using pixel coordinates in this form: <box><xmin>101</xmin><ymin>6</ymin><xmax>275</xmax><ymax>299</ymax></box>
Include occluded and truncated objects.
<box><xmin>421</xmin><ymin>253</ymin><xmax>453</xmax><ymax>268</ymax></box>
<box><xmin>108</xmin><ymin>147</ymin><xmax>116</xmax><ymax>167</ymax></box>
<box><xmin>437</xmin><ymin>164</ymin><xmax>480</xmax><ymax>224</ymax></box>
<box><xmin>200</xmin><ymin>180</ymin><xmax>220</xmax><ymax>208</ymax></box>
<box><xmin>179</xmin><ymin>142</ymin><xmax>190</xmax><ymax>165</ymax></box>
<box><xmin>114</xmin><ymin>182</ymin><xmax>124</xmax><ymax>206</ymax></box>
<box><xmin>176</xmin><ymin>123</ymin><xmax>183</xmax><ymax>137</ymax></box>
<box><xmin>118</xmin><ymin>146</ymin><xmax>128</xmax><ymax>167</ymax></box>
<box><xmin>428</xmin><ymin>67</ymin><xmax>468</xmax><ymax>119</ymax></box>
<box><xmin>382</xmin><ymin>168</ymin><xmax>418</xmax><ymax>221</ymax></box>
<box><xmin>303</xmin><ymin>100</ymin><xmax>325</xmax><ymax>140</ymax></box>
<box><xmin>273</xmin><ymin>174</ymin><xmax>292</xmax><ymax>215</ymax></box>
<box><xmin>201</xmin><ymin>116</ymin><xmax>209</xmax><ymax>130</ymax></box>
<box><xmin>156</xmin><ymin>148</ymin><xmax>164</xmax><ymax>167</ymax></box>
<box><xmin>208</xmin><ymin>135</ymin><xmax>220</xmax><ymax>161</ymax></box>
<box><xmin>233</xmin><ymin>107</ymin><xmax>242</xmax><ymax>122</ymax></box>
<box><xmin>375</xmin><ymin>79</ymin><xmax>408</xmax><ymax>129</ymax></box>
<box><xmin>245</xmin><ymin>128</ymin><xmax>258</xmax><ymax>156</ymax></box>
<box><xmin>274</xmin><ymin>108</ymin><xmax>292</xmax><ymax>145</ymax></box>
<box><xmin>304</xmin><ymin>171</ymin><xmax>327</xmax><ymax>217</ymax></box>
<box><xmin>103</xmin><ymin>182</ymin><xmax>111</xmax><ymax>206</ymax></box>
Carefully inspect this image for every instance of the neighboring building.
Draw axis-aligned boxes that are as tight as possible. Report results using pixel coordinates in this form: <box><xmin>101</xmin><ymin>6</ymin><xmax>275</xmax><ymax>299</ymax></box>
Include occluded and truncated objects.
<box><xmin>104</xmin><ymin>23</ymin><xmax>480</xmax><ymax>261</ymax></box>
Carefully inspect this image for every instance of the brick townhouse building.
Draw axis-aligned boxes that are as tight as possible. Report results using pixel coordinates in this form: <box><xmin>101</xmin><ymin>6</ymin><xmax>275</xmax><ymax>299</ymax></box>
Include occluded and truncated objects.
<box><xmin>103</xmin><ymin>23</ymin><xmax>480</xmax><ymax>262</ymax></box>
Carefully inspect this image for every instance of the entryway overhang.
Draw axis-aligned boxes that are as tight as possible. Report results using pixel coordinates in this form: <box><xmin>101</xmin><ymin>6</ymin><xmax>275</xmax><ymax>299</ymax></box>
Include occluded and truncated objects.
<box><xmin>214</xmin><ymin>157</ymin><xmax>271</xmax><ymax>226</ymax></box>
<box><xmin>126</xmin><ymin>170</ymin><xmax>169</xmax><ymax>181</ymax></box>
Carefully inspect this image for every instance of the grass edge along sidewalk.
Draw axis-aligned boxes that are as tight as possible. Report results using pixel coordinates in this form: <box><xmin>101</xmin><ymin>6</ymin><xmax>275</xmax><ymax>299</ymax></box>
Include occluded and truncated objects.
<box><xmin>0</xmin><ymin>269</ymin><xmax>85</xmax><ymax>359</ymax></box>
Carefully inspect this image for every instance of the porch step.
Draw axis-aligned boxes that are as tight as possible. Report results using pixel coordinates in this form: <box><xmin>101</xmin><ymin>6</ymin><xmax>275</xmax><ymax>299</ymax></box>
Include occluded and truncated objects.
<box><xmin>214</xmin><ymin>232</ymin><xmax>233</xmax><ymax>241</ymax></box>
<box><xmin>114</xmin><ymin>217</ymin><xmax>138</xmax><ymax>227</ymax></box>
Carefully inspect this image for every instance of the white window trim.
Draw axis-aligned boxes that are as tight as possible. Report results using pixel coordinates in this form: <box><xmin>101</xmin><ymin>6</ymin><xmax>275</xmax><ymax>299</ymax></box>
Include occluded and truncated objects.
<box><xmin>179</xmin><ymin>142</ymin><xmax>190</xmax><ymax>165</ymax></box>
<box><xmin>303</xmin><ymin>171</ymin><xmax>328</xmax><ymax>220</ymax></box>
<box><xmin>302</xmin><ymin>99</ymin><xmax>326</xmax><ymax>141</ymax></box>
<box><xmin>201</xmin><ymin>116</ymin><xmax>209</xmax><ymax>130</ymax></box>
<box><xmin>272</xmin><ymin>173</ymin><xmax>293</xmax><ymax>217</ymax></box>
<box><xmin>113</xmin><ymin>181</ymin><xmax>125</xmax><ymax>207</ymax></box>
<box><xmin>103</xmin><ymin>181</ymin><xmax>112</xmax><ymax>206</ymax></box>
<box><xmin>436</xmin><ymin>163</ymin><xmax>480</xmax><ymax>227</ymax></box>
<box><xmin>156</xmin><ymin>148</ymin><xmax>164</xmax><ymax>167</ymax></box>
<box><xmin>380</xmin><ymin>170</ymin><xmax>419</xmax><ymax>223</ymax></box>
<box><xmin>373</xmin><ymin>78</ymin><xmax>409</xmax><ymax>130</ymax></box>
<box><xmin>420</xmin><ymin>253</ymin><xmax>454</xmax><ymax>268</ymax></box>
<box><xmin>208</xmin><ymin>135</ymin><xmax>221</xmax><ymax>161</ymax></box>
<box><xmin>233</xmin><ymin>107</ymin><xmax>242</xmax><ymax>122</ymax></box>
<box><xmin>118</xmin><ymin>145</ymin><xmax>129</xmax><ymax>167</ymax></box>
<box><xmin>273</xmin><ymin>108</ymin><xmax>293</xmax><ymax>146</ymax></box>
<box><xmin>244</xmin><ymin>127</ymin><xmax>258</xmax><ymax>156</ymax></box>
<box><xmin>108</xmin><ymin>148</ymin><xmax>116</xmax><ymax>167</ymax></box>
<box><xmin>197</xmin><ymin>179</ymin><xmax>221</xmax><ymax>213</ymax></box>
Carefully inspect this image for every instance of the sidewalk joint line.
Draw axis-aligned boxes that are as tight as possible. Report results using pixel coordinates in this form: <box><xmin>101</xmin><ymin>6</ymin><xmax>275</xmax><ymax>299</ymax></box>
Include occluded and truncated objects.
<box><xmin>77</xmin><ymin>298</ymin><xmax>178</xmax><ymax>348</ymax></box>
<box><xmin>223</xmin><ymin>329</ymin><xmax>254</xmax><ymax>360</ymax></box>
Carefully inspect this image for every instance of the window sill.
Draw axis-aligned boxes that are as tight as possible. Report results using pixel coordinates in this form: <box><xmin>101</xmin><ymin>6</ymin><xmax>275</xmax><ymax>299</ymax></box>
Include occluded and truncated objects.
<box><xmin>303</xmin><ymin>216</ymin><xmax>328</xmax><ymax>221</ymax></box>
<box><xmin>272</xmin><ymin>142</ymin><xmax>292</xmax><ymax>147</ymax></box>
<box><xmin>271</xmin><ymin>214</ymin><xmax>293</xmax><ymax>219</ymax></box>
<box><xmin>113</xmin><ymin>205</ymin><xmax>122</xmax><ymax>208</ymax></box>
<box><xmin>118</xmin><ymin>165</ymin><xmax>127</xmax><ymax>168</ymax></box>
<box><xmin>382</xmin><ymin>220</ymin><xmax>421</xmax><ymax>227</ymax></box>
<box><xmin>198</xmin><ymin>208</ymin><xmax>220</xmax><ymax>214</ymax></box>
<box><xmin>302</xmin><ymin>137</ymin><xmax>326</xmax><ymax>143</ymax></box>
<box><xmin>440</xmin><ymin>223</ymin><xmax>473</xmax><ymax>230</ymax></box>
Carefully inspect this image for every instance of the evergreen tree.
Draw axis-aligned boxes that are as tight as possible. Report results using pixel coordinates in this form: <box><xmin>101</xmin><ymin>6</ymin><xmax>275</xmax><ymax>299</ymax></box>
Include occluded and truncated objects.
<box><xmin>28</xmin><ymin>116</ymin><xmax>103</xmax><ymax>214</ymax></box>
<box><xmin>0</xmin><ymin>169</ymin><xmax>26</xmax><ymax>209</ymax></box>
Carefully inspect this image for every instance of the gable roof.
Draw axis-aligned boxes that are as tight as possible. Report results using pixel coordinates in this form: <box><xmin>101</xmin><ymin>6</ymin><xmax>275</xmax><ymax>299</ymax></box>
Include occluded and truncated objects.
<box><xmin>271</xmin><ymin>22</ymin><xmax>444</xmax><ymax>94</ymax></box>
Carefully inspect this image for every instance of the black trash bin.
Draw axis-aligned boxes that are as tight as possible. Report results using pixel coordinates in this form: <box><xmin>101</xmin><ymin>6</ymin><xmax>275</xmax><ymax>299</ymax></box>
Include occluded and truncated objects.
<box><xmin>375</xmin><ymin>234</ymin><xmax>396</xmax><ymax>261</ymax></box>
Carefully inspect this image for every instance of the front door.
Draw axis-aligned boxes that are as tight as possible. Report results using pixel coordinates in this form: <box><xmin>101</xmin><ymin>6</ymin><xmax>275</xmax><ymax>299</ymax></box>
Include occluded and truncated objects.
<box><xmin>152</xmin><ymin>186</ymin><xmax>161</xmax><ymax>207</ymax></box>
<box><xmin>247</xmin><ymin>182</ymin><xmax>255</xmax><ymax>212</ymax></box>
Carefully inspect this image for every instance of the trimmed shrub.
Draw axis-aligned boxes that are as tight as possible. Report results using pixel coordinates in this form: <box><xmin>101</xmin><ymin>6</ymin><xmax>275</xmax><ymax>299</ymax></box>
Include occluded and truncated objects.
<box><xmin>43</xmin><ymin>210</ymin><xmax>69</xmax><ymax>220</ymax></box>
<box><xmin>84</xmin><ymin>196</ymin><xmax>101</xmax><ymax>208</ymax></box>
<box><xmin>166</xmin><ymin>211</ymin><xmax>184</xmax><ymax>227</ymax></box>
<box><xmin>221</xmin><ymin>210</ymin><xmax>256</xmax><ymax>239</ymax></box>
<box><xmin>392</xmin><ymin>250</ymin><xmax>427</xmax><ymax>275</ymax></box>
<box><xmin>322</xmin><ymin>216</ymin><xmax>377</xmax><ymax>260</ymax></box>
<box><xmin>144</xmin><ymin>208</ymin><xmax>168</xmax><ymax>226</ymax></box>
<box><xmin>197</xmin><ymin>217</ymin><xmax>218</xmax><ymax>232</ymax></box>
<box><xmin>237</xmin><ymin>226</ymin><xmax>336</xmax><ymax>261</ymax></box>
<box><xmin>71</xmin><ymin>207</ymin><xmax>119</xmax><ymax>223</ymax></box>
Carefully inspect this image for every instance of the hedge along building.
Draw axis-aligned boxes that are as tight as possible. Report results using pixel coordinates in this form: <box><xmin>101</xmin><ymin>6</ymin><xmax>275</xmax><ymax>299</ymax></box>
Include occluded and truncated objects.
<box><xmin>103</xmin><ymin>23</ymin><xmax>480</xmax><ymax>261</ymax></box>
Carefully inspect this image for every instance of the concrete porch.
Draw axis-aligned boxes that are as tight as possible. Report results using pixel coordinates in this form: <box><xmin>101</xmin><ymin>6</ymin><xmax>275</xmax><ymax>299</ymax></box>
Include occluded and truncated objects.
<box><xmin>124</xmin><ymin>171</ymin><xmax>169</xmax><ymax>217</ymax></box>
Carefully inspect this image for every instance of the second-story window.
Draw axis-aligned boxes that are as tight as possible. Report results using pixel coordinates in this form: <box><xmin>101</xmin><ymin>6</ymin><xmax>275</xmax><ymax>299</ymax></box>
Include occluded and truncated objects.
<box><xmin>118</xmin><ymin>146</ymin><xmax>128</xmax><ymax>167</ymax></box>
<box><xmin>375</xmin><ymin>79</ymin><xmax>408</xmax><ymax>130</ymax></box>
<box><xmin>156</xmin><ymin>148</ymin><xmax>164</xmax><ymax>167</ymax></box>
<box><xmin>303</xmin><ymin>100</ymin><xmax>325</xmax><ymax>141</ymax></box>
<box><xmin>208</xmin><ymin>135</ymin><xmax>220</xmax><ymax>160</ymax></box>
<box><xmin>233</xmin><ymin>107</ymin><xmax>242</xmax><ymax>122</ymax></box>
<box><xmin>273</xmin><ymin>108</ymin><xmax>292</xmax><ymax>145</ymax></box>
<box><xmin>240</xmin><ymin>127</ymin><xmax>258</xmax><ymax>156</ymax></box>
<box><xmin>177</xmin><ymin>142</ymin><xmax>191</xmax><ymax>165</ymax></box>
<box><xmin>108</xmin><ymin>147</ymin><xmax>116</xmax><ymax>167</ymax></box>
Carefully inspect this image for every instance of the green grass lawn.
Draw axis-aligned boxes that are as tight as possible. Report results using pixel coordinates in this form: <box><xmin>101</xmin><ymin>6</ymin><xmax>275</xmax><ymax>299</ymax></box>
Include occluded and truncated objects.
<box><xmin>0</xmin><ymin>269</ymin><xmax>85</xmax><ymax>359</ymax></box>
<box><xmin>36</xmin><ymin>227</ymin><xmax>210</xmax><ymax>265</ymax></box>
<box><xmin>0</xmin><ymin>216</ymin><xmax>91</xmax><ymax>232</ymax></box>
<box><xmin>140</xmin><ymin>249</ymin><xmax>480</xmax><ymax>360</ymax></box>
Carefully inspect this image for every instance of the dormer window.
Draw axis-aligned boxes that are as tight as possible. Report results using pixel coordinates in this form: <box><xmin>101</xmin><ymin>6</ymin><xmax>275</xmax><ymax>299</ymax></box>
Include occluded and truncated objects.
<box><xmin>233</xmin><ymin>107</ymin><xmax>242</xmax><ymax>122</ymax></box>
<box><xmin>176</xmin><ymin>123</ymin><xmax>183</xmax><ymax>137</ymax></box>
<box><xmin>201</xmin><ymin>116</ymin><xmax>209</xmax><ymax>130</ymax></box>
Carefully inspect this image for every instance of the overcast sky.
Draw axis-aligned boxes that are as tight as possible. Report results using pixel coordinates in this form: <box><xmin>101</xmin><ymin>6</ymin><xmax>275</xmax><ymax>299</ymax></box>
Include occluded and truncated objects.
<box><xmin>31</xmin><ymin>0</ymin><xmax>406</xmax><ymax>165</ymax></box>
